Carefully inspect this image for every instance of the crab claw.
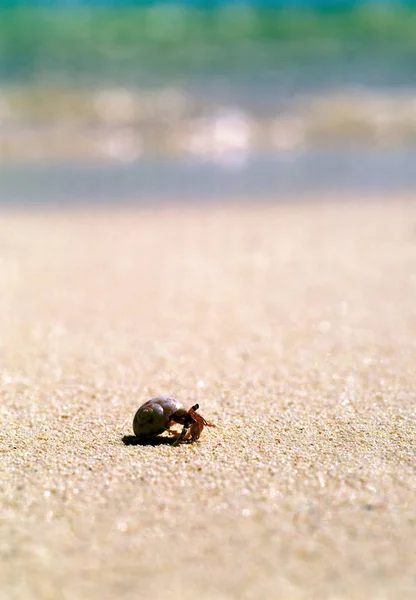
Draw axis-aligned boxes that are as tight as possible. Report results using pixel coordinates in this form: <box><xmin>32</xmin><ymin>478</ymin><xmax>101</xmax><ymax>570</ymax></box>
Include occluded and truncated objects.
<box><xmin>172</xmin><ymin>403</ymin><xmax>215</xmax><ymax>445</ymax></box>
<box><xmin>188</xmin><ymin>405</ymin><xmax>216</xmax><ymax>442</ymax></box>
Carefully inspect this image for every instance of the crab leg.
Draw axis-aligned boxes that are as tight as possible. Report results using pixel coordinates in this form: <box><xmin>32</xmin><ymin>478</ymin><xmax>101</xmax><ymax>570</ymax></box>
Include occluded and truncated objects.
<box><xmin>172</xmin><ymin>421</ymin><xmax>191</xmax><ymax>446</ymax></box>
<box><xmin>171</xmin><ymin>406</ymin><xmax>198</xmax><ymax>445</ymax></box>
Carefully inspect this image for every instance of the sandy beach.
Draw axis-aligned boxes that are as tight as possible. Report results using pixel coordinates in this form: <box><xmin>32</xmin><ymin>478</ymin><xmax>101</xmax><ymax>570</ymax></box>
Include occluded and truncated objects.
<box><xmin>0</xmin><ymin>197</ymin><xmax>415</xmax><ymax>599</ymax></box>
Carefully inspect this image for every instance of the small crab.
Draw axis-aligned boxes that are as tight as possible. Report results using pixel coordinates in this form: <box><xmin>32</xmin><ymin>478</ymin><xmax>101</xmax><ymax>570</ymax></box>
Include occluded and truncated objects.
<box><xmin>133</xmin><ymin>396</ymin><xmax>215</xmax><ymax>445</ymax></box>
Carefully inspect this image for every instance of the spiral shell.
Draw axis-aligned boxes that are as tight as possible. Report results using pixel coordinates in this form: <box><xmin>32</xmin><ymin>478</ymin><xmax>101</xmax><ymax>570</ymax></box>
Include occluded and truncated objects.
<box><xmin>133</xmin><ymin>396</ymin><xmax>184</xmax><ymax>437</ymax></box>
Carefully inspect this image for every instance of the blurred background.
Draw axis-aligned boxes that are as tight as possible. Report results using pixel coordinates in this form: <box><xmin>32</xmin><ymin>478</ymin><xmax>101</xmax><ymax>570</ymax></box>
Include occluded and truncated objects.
<box><xmin>1</xmin><ymin>0</ymin><xmax>416</xmax><ymax>205</ymax></box>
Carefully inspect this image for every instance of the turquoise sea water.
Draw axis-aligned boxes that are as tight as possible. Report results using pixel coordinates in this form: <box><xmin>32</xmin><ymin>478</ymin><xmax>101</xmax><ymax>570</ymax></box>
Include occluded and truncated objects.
<box><xmin>1</xmin><ymin>5</ymin><xmax>416</xmax><ymax>201</ymax></box>
<box><xmin>2</xmin><ymin>6</ymin><xmax>416</xmax><ymax>86</ymax></box>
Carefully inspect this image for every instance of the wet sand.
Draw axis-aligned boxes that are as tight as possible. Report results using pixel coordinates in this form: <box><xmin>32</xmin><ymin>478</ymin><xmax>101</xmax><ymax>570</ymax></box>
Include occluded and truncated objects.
<box><xmin>1</xmin><ymin>197</ymin><xmax>415</xmax><ymax>599</ymax></box>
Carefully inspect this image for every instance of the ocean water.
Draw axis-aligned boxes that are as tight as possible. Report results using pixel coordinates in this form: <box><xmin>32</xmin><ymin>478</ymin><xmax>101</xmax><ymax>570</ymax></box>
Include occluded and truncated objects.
<box><xmin>2</xmin><ymin>151</ymin><xmax>416</xmax><ymax>206</ymax></box>
<box><xmin>1</xmin><ymin>4</ymin><xmax>416</xmax><ymax>203</ymax></box>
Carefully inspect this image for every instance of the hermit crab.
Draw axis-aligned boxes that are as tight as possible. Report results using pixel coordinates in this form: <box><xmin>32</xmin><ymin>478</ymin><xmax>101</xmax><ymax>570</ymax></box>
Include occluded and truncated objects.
<box><xmin>133</xmin><ymin>396</ymin><xmax>215</xmax><ymax>445</ymax></box>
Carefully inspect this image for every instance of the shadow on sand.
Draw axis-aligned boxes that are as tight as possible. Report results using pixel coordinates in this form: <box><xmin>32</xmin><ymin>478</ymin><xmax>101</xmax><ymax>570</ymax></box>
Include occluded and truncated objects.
<box><xmin>122</xmin><ymin>435</ymin><xmax>176</xmax><ymax>447</ymax></box>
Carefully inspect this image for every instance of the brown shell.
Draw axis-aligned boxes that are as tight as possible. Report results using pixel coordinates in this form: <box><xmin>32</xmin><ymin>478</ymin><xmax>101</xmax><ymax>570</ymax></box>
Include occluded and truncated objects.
<box><xmin>133</xmin><ymin>396</ymin><xmax>183</xmax><ymax>437</ymax></box>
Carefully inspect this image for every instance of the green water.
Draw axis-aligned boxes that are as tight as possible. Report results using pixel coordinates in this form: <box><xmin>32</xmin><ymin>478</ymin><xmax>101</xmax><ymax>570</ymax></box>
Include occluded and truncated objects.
<box><xmin>1</xmin><ymin>6</ymin><xmax>416</xmax><ymax>84</ymax></box>
<box><xmin>2</xmin><ymin>6</ymin><xmax>416</xmax><ymax>169</ymax></box>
